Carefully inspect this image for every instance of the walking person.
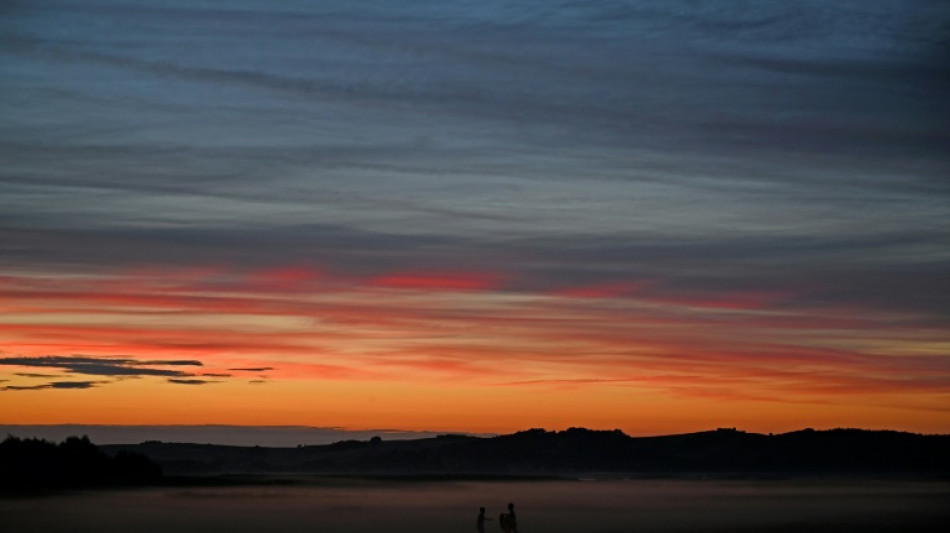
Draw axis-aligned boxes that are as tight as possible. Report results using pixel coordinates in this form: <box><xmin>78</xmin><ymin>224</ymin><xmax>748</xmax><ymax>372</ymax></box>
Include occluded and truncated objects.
<box><xmin>476</xmin><ymin>506</ymin><xmax>492</xmax><ymax>533</ymax></box>
<box><xmin>507</xmin><ymin>502</ymin><xmax>518</xmax><ymax>533</ymax></box>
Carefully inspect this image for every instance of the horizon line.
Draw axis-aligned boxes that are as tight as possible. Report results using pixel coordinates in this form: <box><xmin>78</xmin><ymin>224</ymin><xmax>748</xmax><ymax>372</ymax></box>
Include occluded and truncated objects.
<box><xmin>3</xmin><ymin>423</ymin><xmax>946</xmax><ymax>441</ymax></box>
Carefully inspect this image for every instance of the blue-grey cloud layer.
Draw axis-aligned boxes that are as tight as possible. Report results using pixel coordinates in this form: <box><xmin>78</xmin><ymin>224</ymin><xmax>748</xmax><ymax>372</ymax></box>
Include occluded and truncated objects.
<box><xmin>1</xmin><ymin>0</ymin><xmax>948</xmax><ymax>316</ymax></box>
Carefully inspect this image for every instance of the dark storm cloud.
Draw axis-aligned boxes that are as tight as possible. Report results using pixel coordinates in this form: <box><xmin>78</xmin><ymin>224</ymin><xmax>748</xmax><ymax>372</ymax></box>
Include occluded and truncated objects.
<box><xmin>0</xmin><ymin>356</ymin><xmax>202</xmax><ymax>377</ymax></box>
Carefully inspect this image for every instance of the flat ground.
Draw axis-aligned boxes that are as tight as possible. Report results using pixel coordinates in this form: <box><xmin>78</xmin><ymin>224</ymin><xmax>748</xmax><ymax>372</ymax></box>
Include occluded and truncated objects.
<box><xmin>3</xmin><ymin>478</ymin><xmax>948</xmax><ymax>532</ymax></box>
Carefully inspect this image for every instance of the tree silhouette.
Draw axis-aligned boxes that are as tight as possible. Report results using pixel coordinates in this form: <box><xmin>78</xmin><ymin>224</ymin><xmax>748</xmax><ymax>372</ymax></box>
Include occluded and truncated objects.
<box><xmin>1</xmin><ymin>435</ymin><xmax>162</xmax><ymax>492</ymax></box>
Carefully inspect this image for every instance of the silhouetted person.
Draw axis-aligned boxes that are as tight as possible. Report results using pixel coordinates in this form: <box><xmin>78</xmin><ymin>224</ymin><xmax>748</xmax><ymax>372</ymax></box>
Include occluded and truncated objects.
<box><xmin>499</xmin><ymin>513</ymin><xmax>511</xmax><ymax>533</ymax></box>
<box><xmin>476</xmin><ymin>507</ymin><xmax>492</xmax><ymax>533</ymax></box>
<box><xmin>507</xmin><ymin>502</ymin><xmax>518</xmax><ymax>532</ymax></box>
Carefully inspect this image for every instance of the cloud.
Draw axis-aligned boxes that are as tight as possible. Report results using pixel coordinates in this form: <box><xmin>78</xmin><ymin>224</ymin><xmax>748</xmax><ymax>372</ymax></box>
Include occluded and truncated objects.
<box><xmin>50</xmin><ymin>381</ymin><xmax>100</xmax><ymax>389</ymax></box>
<box><xmin>201</xmin><ymin>373</ymin><xmax>232</xmax><ymax>378</ymax></box>
<box><xmin>0</xmin><ymin>356</ymin><xmax>222</xmax><ymax>391</ymax></box>
<box><xmin>6</xmin><ymin>223</ymin><xmax>947</xmax><ymax>320</ymax></box>
<box><xmin>249</xmin><ymin>380</ymin><xmax>267</xmax><ymax>384</ymax></box>
<box><xmin>0</xmin><ymin>0</ymin><xmax>947</xmax><ymax>432</ymax></box>
<box><xmin>167</xmin><ymin>378</ymin><xmax>216</xmax><ymax>385</ymax></box>
<box><xmin>0</xmin><ymin>356</ymin><xmax>202</xmax><ymax>377</ymax></box>
<box><xmin>554</xmin><ymin>281</ymin><xmax>649</xmax><ymax>299</ymax></box>
<box><xmin>371</xmin><ymin>271</ymin><xmax>503</xmax><ymax>291</ymax></box>
<box><xmin>1</xmin><ymin>380</ymin><xmax>102</xmax><ymax>391</ymax></box>
<box><xmin>135</xmin><ymin>360</ymin><xmax>205</xmax><ymax>366</ymax></box>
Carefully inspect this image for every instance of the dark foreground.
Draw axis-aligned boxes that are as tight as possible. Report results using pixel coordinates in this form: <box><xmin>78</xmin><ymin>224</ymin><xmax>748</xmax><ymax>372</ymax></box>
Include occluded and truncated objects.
<box><xmin>3</xmin><ymin>478</ymin><xmax>948</xmax><ymax>532</ymax></box>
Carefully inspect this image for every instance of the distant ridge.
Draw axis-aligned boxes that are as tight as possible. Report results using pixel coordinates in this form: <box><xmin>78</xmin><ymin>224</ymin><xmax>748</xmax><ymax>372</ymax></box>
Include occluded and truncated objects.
<box><xmin>99</xmin><ymin>427</ymin><xmax>950</xmax><ymax>477</ymax></box>
<box><xmin>0</xmin><ymin>425</ymin><xmax>459</xmax><ymax>447</ymax></box>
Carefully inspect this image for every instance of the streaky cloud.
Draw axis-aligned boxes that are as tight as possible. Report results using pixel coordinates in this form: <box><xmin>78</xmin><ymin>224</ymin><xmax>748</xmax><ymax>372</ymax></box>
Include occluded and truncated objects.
<box><xmin>135</xmin><ymin>359</ymin><xmax>204</xmax><ymax>366</ymax></box>
<box><xmin>49</xmin><ymin>381</ymin><xmax>100</xmax><ymax>389</ymax></box>
<box><xmin>167</xmin><ymin>378</ymin><xmax>216</xmax><ymax>385</ymax></box>
<box><xmin>1</xmin><ymin>384</ymin><xmax>49</xmax><ymax>391</ymax></box>
<box><xmin>0</xmin><ymin>356</ymin><xmax>231</xmax><ymax>390</ymax></box>
<box><xmin>0</xmin><ymin>355</ymin><xmax>200</xmax><ymax>377</ymax></box>
<box><xmin>1</xmin><ymin>380</ymin><xmax>102</xmax><ymax>391</ymax></box>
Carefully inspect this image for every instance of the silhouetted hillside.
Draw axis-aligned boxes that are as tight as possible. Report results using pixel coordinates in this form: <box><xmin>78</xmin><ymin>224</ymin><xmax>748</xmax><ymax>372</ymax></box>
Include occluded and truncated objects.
<box><xmin>0</xmin><ymin>435</ymin><xmax>162</xmax><ymax>492</ymax></box>
<box><xmin>101</xmin><ymin>427</ymin><xmax>950</xmax><ymax>477</ymax></box>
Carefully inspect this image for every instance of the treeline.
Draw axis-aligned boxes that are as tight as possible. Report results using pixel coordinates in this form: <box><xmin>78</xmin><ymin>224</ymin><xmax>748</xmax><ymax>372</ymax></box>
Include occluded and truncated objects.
<box><xmin>282</xmin><ymin>427</ymin><xmax>950</xmax><ymax>476</ymax></box>
<box><xmin>1</xmin><ymin>435</ymin><xmax>162</xmax><ymax>491</ymax></box>
<box><xmin>105</xmin><ymin>427</ymin><xmax>950</xmax><ymax>477</ymax></box>
<box><xmin>467</xmin><ymin>427</ymin><xmax>950</xmax><ymax>475</ymax></box>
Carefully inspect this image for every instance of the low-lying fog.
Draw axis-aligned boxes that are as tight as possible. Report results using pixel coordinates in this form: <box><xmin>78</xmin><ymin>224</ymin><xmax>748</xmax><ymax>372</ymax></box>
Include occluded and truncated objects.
<box><xmin>4</xmin><ymin>479</ymin><xmax>948</xmax><ymax>532</ymax></box>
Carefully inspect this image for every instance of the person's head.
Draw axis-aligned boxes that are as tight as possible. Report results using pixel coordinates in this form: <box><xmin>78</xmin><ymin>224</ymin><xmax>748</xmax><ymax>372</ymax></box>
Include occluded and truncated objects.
<box><xmin>508</xmin><ymin>502</ymin><xmax>514</xmax><ymax>511</ymax></box>
<box><xmin>479</xmin><ymin>507</ymin><xmax>485</xmax><ymax>514</ymax></box>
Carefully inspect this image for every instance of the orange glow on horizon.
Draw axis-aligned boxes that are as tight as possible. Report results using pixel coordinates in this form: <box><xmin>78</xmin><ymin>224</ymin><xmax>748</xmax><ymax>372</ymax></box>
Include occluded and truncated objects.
<box><xmin>2</xmin><ymin>267</ymin><xmax>949</xmax><ymax>435</ymax></box>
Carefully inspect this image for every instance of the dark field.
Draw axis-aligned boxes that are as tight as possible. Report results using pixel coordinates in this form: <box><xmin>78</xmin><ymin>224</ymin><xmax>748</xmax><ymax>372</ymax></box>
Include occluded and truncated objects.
<box><xmin>3</xmin><ymin>478</ymin><xmax>948</xmax><ymax>532</ymax></box>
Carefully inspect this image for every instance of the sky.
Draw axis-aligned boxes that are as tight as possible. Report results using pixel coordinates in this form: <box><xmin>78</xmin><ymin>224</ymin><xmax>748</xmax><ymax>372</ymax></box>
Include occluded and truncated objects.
<box><xmin>1</xmin><ymin>0</ymin><xmax>949</xmax><ymax>438</ymax></box>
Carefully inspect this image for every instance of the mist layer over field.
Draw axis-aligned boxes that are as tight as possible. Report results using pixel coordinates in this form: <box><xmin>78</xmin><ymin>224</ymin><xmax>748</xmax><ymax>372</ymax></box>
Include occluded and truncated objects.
<box><xmin>4</xmin><ymin>479</ymin><xmax>948</xmax><ymax>532</ymax></box>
